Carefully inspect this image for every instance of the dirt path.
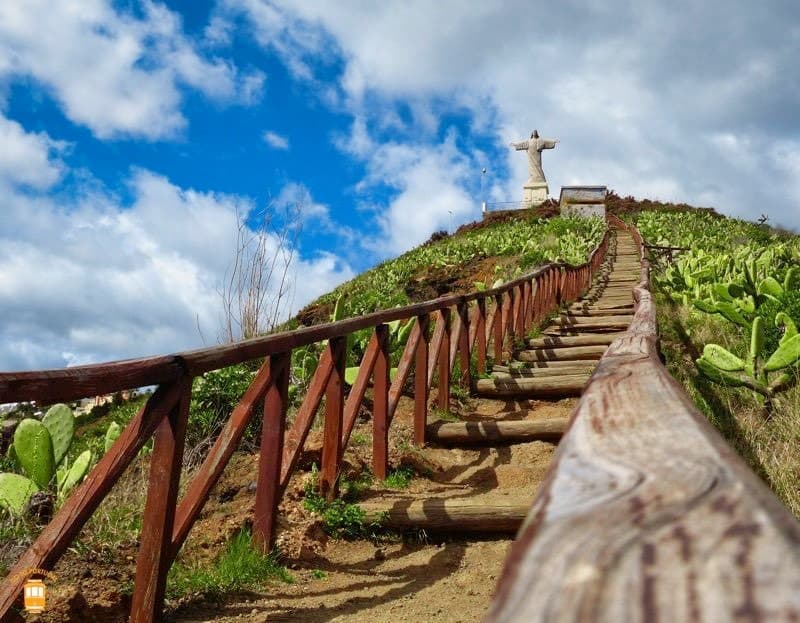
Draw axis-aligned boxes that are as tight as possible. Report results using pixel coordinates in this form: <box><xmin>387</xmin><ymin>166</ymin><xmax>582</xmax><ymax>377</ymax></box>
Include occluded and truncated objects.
<box><xmin>29</xmin><ymin>230</ymin><xmax>634</xmax><ymax>623</ymax></box>
<box><xmin>170</xmin><ymin>396</ymin><xmax>575</xmax><ymax>623</ymax></box>
<box><xmin>169</xmin><ymin>231</ymin><xmax>635</xmax><ymax>623</ymax></box>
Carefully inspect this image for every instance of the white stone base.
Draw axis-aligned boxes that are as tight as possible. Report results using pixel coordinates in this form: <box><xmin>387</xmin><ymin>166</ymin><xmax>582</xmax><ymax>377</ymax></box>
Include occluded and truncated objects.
<box><xmin>523</xmin><ymin>182</ymin><xmax>549</xmax><ymax>205</ymax></box>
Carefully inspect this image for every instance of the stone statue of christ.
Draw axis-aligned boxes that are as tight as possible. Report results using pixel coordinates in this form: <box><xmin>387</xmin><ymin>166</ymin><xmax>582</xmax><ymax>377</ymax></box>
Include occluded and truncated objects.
<box><xmin>510</xmin><ymin>130</ymin><xmax>559</xmax><ymax>184</ymax></box>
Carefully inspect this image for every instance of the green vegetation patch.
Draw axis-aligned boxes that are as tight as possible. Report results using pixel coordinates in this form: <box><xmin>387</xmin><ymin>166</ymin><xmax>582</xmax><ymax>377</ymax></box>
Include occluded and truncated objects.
<box><xmin>632</xmin><ymin>208</ymin><xmax>800</xmax><ymax>515</ymax></box>
<box><xmin>383</xmin><ymin>465</ymin><xmax>415</xmax><ymax>489</ymax></box>
<box><xmin>167</xmin><ymin>528</ymin><xmax>293</xmax><ymax>600</ymax></box>
<box><xmin>308</xmin><ymin>215</ymin><xmax>605</xmax><ymax>320</ymax></box>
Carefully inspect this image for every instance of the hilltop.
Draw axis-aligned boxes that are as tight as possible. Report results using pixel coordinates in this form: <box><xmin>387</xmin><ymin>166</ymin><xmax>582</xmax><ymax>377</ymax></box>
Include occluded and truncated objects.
<box><xmin>3</xmin><ymin>195</ymin><xmax>799</xmax><ymax>623</ymax></box>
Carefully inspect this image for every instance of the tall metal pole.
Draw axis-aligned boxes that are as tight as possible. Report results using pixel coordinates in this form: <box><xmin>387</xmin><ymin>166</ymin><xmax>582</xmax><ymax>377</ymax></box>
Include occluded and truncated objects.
<box><xmin>480</xmin><ymin>167</ymin><xmax>487</xmax><ymax>215</ymax></box>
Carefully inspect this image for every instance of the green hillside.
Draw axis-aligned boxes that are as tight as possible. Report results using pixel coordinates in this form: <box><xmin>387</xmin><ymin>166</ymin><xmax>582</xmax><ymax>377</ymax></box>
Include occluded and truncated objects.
<box><xmin>295</xmin><ymin>212</ymin><xmax>605</xmax><ymax>325</ymax></box>
<box><xmin>624</xmin><ymin>206</ymin><xmax>800</xmax><ymax>514</ymax></box>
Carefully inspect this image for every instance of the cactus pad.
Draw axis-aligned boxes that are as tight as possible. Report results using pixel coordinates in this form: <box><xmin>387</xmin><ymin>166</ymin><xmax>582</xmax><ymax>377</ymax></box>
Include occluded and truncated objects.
<box><xmin>0</xmin><ymin>473</ymin><xmax>38</xmax><ymax>516</ymax></box>
<box><xmin>104</xmin><ymin>422</ymin><xmax>122</xmax><ymax>453</ymax></box>
<box><xmin>42</xmin><ymin>403</ymin><xmax>74</xmax><ymax>465</ymax></box>
<box><xmin>765</xmin><ymin>334</ymin><xmax>800</xmax><ymax>372</ymax></box>
<box><xmin>702</xmin><ymin>344</ymin><xmax>745</xmax><ymax>372</ymax></box>
<box><xmin>750</xmin><ymin>317</ymin><xmax>765</xmax><ymax>361</ymax></box>
<box><xmin>60</xmin><ymin>450</ymin><xmax>92</xmax><ymax>497</ymax></box>
<box><xmin>13</xmin><ymin>419</ymin><xmax>55</xmax><ymax>489</ymax></box>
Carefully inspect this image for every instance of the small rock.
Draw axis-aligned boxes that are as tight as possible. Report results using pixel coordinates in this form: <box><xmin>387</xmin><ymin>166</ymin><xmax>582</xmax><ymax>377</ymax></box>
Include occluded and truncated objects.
<box><xmin>246</xmin><ymin>481</ymin><xmax>258</xmax><ymax>493</ymax></box>
<box><xmin>374</xmin><ymin>548</ymin><xmax>385</xmax><ymax>561</ymax></box>
<box><xmin>26</xmin><ymin>491</ymin><xmax>54</xmax><ymax>523</ymax></box>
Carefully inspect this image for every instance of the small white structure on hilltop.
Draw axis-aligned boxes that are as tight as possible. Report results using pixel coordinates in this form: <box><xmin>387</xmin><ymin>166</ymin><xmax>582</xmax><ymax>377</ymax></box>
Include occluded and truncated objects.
<box><xmin>509</xmin><ymin>129</ymin><xmax>559</xmax><ymax>204</ymax></box>
<box><xmin>559</xmin><ymin>186</ymin><xmax>607</xmax><ymax>218</ymax></box>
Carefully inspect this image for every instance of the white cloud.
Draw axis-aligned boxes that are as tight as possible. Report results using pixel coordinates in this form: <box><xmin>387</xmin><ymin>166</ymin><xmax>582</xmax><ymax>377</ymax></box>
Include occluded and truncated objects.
<box><xmin>0</xmin><ymin>132</ymin><xmax>353</xmax><ymax>370</ymax></box>
<box><xmin>339</xmin><ymin>128</ymin><xmax>478</xmax><ymax>255</ymax></box>
<box><xmin>222</xmin><ymin>0</ymin><xmax>800</xmax><ymax>228</ymax></box>
<box><xmin>263</xmin><ymin>130</ymin><xmax>290</xmax><ymax>150</ymax></box>
<box><xmin>0</xmin><ymin>0</ymin><xmax>263</xmax><ymax>140</ymax></box>
<box><xmin>0</xmin><ymin>114</ymin><xmax>66</xmax><ymax>189</ymax></box>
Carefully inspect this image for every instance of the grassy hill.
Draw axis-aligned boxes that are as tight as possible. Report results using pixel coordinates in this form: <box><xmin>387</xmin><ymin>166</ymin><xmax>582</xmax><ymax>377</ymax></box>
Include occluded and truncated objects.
<box><xmin>3</xmin><ymin>197</ymin><xmax>800</xmax><ymax>619</ymax></box>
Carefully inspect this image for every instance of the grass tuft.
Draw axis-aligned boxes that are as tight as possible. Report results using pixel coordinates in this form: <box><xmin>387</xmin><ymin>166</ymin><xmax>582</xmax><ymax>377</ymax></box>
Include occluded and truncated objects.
<box><xmin>383</xmin><ymin>465</ymin><xmax>416</xmax><ymax>489</ymax></box>
<box><xmin>167</xmin><ymin>528</ymin><xmax>293</xmax><ymax>599</ymax></box>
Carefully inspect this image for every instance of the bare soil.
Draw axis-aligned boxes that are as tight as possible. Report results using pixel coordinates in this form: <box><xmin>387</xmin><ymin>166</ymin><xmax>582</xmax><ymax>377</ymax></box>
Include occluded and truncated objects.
<box><xmin>168</xmin><ymin>395</ymin><xmax>575</xmax><ymax>623</ymax></box>
<box><xmin>17</xmin><ymin>393</ymin><xmax>574</xmax><ymax>623</ymax></box>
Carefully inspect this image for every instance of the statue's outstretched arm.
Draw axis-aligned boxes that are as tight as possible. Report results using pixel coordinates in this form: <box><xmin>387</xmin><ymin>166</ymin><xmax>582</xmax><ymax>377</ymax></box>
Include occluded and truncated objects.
<box><xmin>509</xmin><ymin>140</ymin><xmax>529</xmax><ymax>151</ymax></box>
<box><xmin>541</xmin><ymin>138</ymin><xmax>559</xmax><ymax>149</ymax></box>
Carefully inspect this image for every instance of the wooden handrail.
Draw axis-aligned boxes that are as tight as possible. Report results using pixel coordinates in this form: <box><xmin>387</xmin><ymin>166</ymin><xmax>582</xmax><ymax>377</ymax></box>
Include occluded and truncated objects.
<box><xmin>486</xmin><ymin>216</ymin><xmax>800</xmax><ymax>622</ymax></box>
<box><xmin>0</xmin><ymin>259</ymin><xmax>601</xmax><ymax>402</ymax></box>
<box><xmin>0</xmin><ymin>225</ymin><xmax>611</xmax><ymax>623</ymax></box>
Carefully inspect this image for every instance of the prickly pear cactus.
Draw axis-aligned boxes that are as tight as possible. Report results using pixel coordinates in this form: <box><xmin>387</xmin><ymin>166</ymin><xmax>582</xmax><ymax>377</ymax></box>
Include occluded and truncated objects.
<box><xmin>765</xmin><ymin>334</ymin><xmax>800</xmax><ymax>371</ymax></box>
<box><xmin>105</xmin><ymin>421</ymin><xmax>122</xmax><ymax>453</ymax></box>
<box><xmin>59</xmin><ymin>450</ymin><xmax>92</xmax><ymax>497</ymax></box>
<box><xmin>13</xmin><ymin>419</ymin><xmax>55</xmax><ymax>489</ymax></box>
<box><xmin>42</xmin><ymin>403</ymin><xmax>74</xmax><ymax>465</ymax></box>
<box><xmin>701</xmin><ymin>344</ymin><xmax>745</xmax><ymax>372</ymax></box>
<box><xmin>0</xmin><ymin>473</ymin><xmax>38</xmax><ymax>515</ymax></box>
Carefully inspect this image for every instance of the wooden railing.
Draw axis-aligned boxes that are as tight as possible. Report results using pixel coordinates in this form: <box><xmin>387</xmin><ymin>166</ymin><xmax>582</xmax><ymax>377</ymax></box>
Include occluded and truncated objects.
<box><xmin>486</xmin><ymin>215</ymin><xmax>800</xmax><ymax>622</ymax></box>
<box><xmin>0</xmin><ymin>228</ymin><xmax>610</xmax><ymax>622</ymax></box>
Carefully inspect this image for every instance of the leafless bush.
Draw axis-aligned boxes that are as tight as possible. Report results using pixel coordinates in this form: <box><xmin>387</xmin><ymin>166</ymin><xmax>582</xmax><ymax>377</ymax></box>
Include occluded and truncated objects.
<box><xmin>219</xmin><ymin>201</ymin><xmax>302</xmax><ymax>343</ymax></box>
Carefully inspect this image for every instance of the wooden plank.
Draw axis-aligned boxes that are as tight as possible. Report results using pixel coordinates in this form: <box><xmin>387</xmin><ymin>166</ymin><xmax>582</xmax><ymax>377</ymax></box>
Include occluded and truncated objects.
<box><xmin>279</xmin><ymin>349</ymin><xmax>332</xmax><ymax>491</ymax></box>
<box><xmin>438</xmin><ymin>308</ymin><xmax>451</xmax><ymax>413</ymax></box>
<box><xmin>487</xmin><ymin>223</ymin><xmax>800</xmax><ymax>623</ymax></box>
<box><xmin>0</xmin><ymin>383</ymin><xmax>181</xmax><ymax>621</ymax></box>
<box><xmin>492</xmin><ymin>360</ymin><xmax>599</xmax><ymax>371</ymax></box>
<box><xmin>476</xmin><ymin>298</ymin><xmax>487</xmax><ymax>375</ymax></box>
<box><xmin>0</xmin><ymin>356</ymin><xmax>182</xmax><ymax>404</ymax></box>
<box><xmin>427</xmin><ymin>418</ymin><xmax>568</xmax><ymax>443</ymax></box>
<box><xmin>413</xmin><ymin>315</ymin><xmax>430</xmax><ymax>448</ymax></box>
<box><xmin>475</xmin><ymin>375</ymin><xmax>589</xmax><ymax>397</ymax></box>
<box><xmin>491</xmin><ymin>365</ymin><xmax>596</xmax><ymax>379</ymax></box>
<box><xmin>527</xmin><ymin>333</ymin><xmax>627</xmax><ymax>348</ymax></box>
<box><xmin>130</xmin><ymin>376</ymin><xmax>191</xmax><ymax>623</ymax></box>
<box><xmin>555</xmin><ymin>316</ymin><xmax>634</xmax><ymax>327</ymax></box>
<box><xmin>456</xmin><ymin>302</ymin><xmax>471</xmax><ymax>389</ymax></box>
<box><xmin>426</xmin><ymin>311</ymin><xmax>445</xmax><ymax>385</ymax></box>
<box><xmin>372</xmin><ymin>325</ymin><xmax>391</xmax><ymax>480</ymax></box>
<box><xmin>359</xmin><ymin>498</ymin><xmax>529</xmax><ymax>533</ymax></box>
<box><xmin>388</xmin><ymin>319</ymin><xmax>423</xmax><ymax>423</ymax></box>
<box><xmin>252</xmin><ymin>352</ymin><xmax>290</xmax><ymax>552</ymax></box>
<box><xmin>493</xmin><ymin>294</ymin><xmax>504</xmax><ymax>364</ymax></box>
<box><xmin>515</xmin><ymin>345</ymin><xmax>607</xmax><ymax>362</ymax></box>
<box><xmin>563</xmin><ymin>308</ymin><xmax>633</xmax><ymax>317</ymax></box>
<box><xmin>171</xmin><ymin>358</ymin><xmax>277</xmax><ymax>557</ymax></box>
<box><xmin>321</xmin><ymin>337</ymin><xmax>346</xmax><ymax>500</ymax></box>
<box><xmin>341</xmin><ymin>332</ymin><xmax>380</xmax><ymax>449</ymax></box>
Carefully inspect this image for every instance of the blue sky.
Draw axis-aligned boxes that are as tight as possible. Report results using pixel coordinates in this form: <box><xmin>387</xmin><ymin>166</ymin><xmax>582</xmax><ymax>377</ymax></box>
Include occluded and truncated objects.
<box><xmin>1</xmin><ymin>0</ymin><xmax>799</xmax><ymax>370</ymax></box>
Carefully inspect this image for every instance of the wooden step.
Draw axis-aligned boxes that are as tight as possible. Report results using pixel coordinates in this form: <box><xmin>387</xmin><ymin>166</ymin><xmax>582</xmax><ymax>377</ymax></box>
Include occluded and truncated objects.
<box><xmin>359</xmin><ymin>498</ymin><xmax>528</xmax><ymax>533</ymax></box>
<box><xmin>426</xmin><ymin>417</ymin><xmax>568</xmax><ymax>444</ymax></box>
<box><xmin>544</xmin><ymin>324</ymin><xmax>629</xmax><ymax>336</ymax></box>
<box><xmin>492</xmin><ymin>365</ymin><xmax>596</xmax><ymax>379</ymax></box>
<box><xmin>592</xmin><ymin>286</ymin><xmax>635</xmax><ymax>293</ymax></box>
<box><xmin>476</xmin><ymin>374</ymin><xmax>589</xmax><ymax>397</ymax></box>
<box><xmin>562</xmin><ymin>308</ymin><xmax>632</xmax><ymax>317</ymax></box>
<box><xmin>553</xmin><ymin>315</ymin><xmax>633</xmax><ymax>327</ymax></box>
<box><xmin>528</xmin><ymin>333</ymin><xmax>626</xmax><ymax>348</ymax></box>
<box><xmin>578</xmin><ymin>299</ymin><xmax>634</xmax><ymax>308</ymax></box>
<box><xmin>515</xmin><ymin>344</ymin><xmax>607</xmax><ymax>362</ymax></box>
<box><xmin>493</xmin><ymin>359</ymin><xmax>598</xmax><ymax>371</ymax></box>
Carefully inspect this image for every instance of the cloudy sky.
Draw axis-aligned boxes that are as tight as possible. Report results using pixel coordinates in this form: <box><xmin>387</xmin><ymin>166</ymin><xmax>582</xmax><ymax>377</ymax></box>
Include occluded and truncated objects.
<box><xmin>1</xmin><ymin>0</ymin><xmax>799</xmax><ymax>371</ymax></box>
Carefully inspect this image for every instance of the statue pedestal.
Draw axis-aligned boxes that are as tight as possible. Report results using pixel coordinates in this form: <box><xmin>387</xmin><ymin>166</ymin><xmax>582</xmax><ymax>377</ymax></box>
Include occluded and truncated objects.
<box><xmin>523</xmin><ymin>182</ymin><xmax>549</xmax><ymax>205</ymax></box>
